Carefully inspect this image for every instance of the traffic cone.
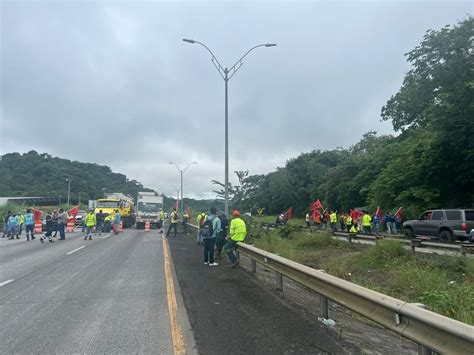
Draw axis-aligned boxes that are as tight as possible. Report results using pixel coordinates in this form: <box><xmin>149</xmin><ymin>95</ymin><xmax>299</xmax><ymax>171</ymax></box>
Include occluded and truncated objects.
<box><xmin>66</xmin><ymin>220</ymin><xmax>75</xmax><ymax>233</ymax></box>
<box><xmin>119</xmin><ymin>221</ymin><xmax>123</xmax><ymax>232</ymax></box>
<box><xmin>34</xmin><ymin>220</ymin><xmax>42</xmax><ymax>234</ymax></box>
<box><xmin>145</xmin><ymin>222</ymin><xmax>150</xmax><ymax>232</ymax></box>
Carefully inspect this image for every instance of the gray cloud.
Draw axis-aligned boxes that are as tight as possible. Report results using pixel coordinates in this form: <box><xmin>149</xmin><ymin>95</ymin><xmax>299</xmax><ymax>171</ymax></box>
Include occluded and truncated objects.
<box><xmin>1</xmin><ymin>1</ymin><xmax>471</xmax><ymax>198</ymax></box>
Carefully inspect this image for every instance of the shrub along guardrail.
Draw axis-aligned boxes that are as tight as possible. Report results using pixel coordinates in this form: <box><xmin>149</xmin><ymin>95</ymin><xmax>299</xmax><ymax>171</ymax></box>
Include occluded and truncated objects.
<box><xmin>188</xmin><ymin>223</ymin><xmax>473</xmax><ymax>354</ymax></box>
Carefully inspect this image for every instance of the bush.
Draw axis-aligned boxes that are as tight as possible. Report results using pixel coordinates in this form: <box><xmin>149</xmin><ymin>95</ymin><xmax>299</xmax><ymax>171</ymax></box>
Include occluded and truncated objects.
<box><xmin>357</xmin><ymin>239</ymin><xmax>408</xmax><ymax>268</ymax></box>
<box><xmin>277</xmin><ymin>224</ymin><xmax>301</xmax><ymax>239</ymax></box>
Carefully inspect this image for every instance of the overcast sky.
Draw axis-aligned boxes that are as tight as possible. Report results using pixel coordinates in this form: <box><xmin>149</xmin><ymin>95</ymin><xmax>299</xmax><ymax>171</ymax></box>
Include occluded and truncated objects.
<box><xmin>1</xmin><ymin>1</ymin><xmax>471</xmax><ymax>198</ymax></box>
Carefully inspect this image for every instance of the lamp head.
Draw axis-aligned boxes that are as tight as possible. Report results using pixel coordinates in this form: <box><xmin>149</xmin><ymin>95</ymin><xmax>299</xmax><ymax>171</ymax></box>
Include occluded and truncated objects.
<box><xmin>265</xmin><ymin>43</ymin><xmax>277</xmax><ymax>47</ymax></box>
<box><xmin>183</xmin><ymin>38</ymin><xmax>195</xmax><ymax>44</ymax></box>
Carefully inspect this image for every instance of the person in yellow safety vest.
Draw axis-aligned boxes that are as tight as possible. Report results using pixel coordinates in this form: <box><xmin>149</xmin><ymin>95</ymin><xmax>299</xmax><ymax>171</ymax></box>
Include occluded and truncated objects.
<box><xmin>159</xmin><ymin>210</ymin><xmax>165</xmax><ymax>229</ymax></box>
<box><xmin>345</xmin><ymin>215</ymin><xmax>352</xmax><ymax>232</ymax></box>
<box><xmin>196</xmin><ymin>210</ymin><xmax>207</xmax><ymax>245</ymax></box>
<box><xmin>182</xmin><ymin>210</ymin><xmax>189</xmax><ymax>233</ymax></box>
<box><xmin>329</xmin><ymin>211</ymin><xmax>338</xmax><ymax>232</ymax></box>
<box><xmin>84</xmin><ymin>211</ymin><xmax>96</xmax><ymax>240</ymax></box>
<box><xmin>167</xmin><ymin>208</ymin><xmax>179</xmax><ymax>237</ymax></box>
<box><xmin>349</xmin><ymin>223</ymin><xmax>359</xmax><ymax>236</ymax></box>
<box><xmin>224</xmin><ymin>210</ymin><xmax>247</xmax><ymax>268</ymax></box>
<box><xmin>17</xmin><ymin>212</ymin><xmax>25</xmax><ymax>236</ymax></box>
<box><xmin>362</xmin><ymin>213</ymin><xmax>372</xmax><ymax>235</ymax></box>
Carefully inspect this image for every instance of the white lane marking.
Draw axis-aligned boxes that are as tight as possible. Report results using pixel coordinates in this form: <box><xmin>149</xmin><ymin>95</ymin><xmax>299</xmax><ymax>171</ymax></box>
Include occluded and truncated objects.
<box><xmin>67</xmin><ymin>246</ymin><xmax>86</xmax><ymax>255</ymax></box>
<box><xmin>0</xmin><ymin>279</ymin><xmax>15</xmax><ymax>287</ymax></box>
<box><xmin>102</xmin><ymin>234</ymin><xmax>111</xmax><ymax>239</ymax></box>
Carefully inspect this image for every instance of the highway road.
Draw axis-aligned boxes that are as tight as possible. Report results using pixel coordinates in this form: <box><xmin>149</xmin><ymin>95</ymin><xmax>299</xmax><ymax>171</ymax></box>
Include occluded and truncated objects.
<box><xmin>0</xmin><ymin>229</ymin><xmax>195</xmax><ymax>354</ymax></box>
<box><xmin>1</xmin><ymin>226</ymin><xmax>417</xmax><ymax>354</ymax></box>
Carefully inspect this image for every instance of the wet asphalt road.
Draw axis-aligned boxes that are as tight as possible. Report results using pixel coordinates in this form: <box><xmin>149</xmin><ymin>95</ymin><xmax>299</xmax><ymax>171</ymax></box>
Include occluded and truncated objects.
<box><xmin>168</xmin><ymin>227</ymin><xmax>359</xmax><ymax>354</ymax></box>
<box><xmin>0</xmin><ymin>228</ymin><xmax>181</xmax><ymax>354</ymax></box>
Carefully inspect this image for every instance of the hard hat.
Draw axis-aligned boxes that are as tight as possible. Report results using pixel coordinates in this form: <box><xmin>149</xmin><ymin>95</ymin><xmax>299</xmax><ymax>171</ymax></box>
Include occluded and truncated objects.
<box><xmin>232</xmin><ymin>210</ymin><xmax>240</xmax><ymax>216</ymax></box>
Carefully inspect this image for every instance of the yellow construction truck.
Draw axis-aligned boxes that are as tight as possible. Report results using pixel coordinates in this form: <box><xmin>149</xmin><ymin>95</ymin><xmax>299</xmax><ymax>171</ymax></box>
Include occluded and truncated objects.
<box><xmin>94</xmin><ymin>193</ymin><xmax>135</xmax><ymax>228</ymax></box>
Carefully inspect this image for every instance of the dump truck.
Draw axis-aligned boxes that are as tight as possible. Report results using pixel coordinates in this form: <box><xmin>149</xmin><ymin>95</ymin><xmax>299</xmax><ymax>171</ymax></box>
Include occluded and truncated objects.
<box><xmin>136</xmin><ymin>191</ymin><xmax>163</xmax><ymax>229</ymax></box>
<box><xmin>94</xmin><ymin>193</ymin><xmax>135</xmax><ymax>228</ymax></box>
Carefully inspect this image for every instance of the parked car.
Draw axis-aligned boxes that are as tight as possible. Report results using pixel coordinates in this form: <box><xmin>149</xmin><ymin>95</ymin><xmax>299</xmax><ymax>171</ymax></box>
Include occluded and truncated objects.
<box><xmin>403</xmin><ymin>209</ymin><xmax>474</xmax><ymax>242</ymax></box>
<box><xmin>74</xmin><ymin>210</ymin><xmax>87</xmax><ymax>226</ymax></box>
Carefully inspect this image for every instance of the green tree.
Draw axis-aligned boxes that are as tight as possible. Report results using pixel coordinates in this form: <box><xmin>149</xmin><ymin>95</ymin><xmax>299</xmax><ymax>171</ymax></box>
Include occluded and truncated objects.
<box><xmin>381</xmin><ymin>16</ymin><xmax>474</xmax><ymax>207</ymax></box>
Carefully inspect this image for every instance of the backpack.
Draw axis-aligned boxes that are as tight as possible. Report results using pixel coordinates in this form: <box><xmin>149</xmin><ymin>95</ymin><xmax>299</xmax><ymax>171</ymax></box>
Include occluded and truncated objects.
<box><xmin>201</xmin><ymin>217</ymin><xmax>215</xmax><ymax>238</ymax></box>
<box><xmin>199</xmin><ymin>214</ymin><xmax>206</xmax><ymax>228</ymax></box>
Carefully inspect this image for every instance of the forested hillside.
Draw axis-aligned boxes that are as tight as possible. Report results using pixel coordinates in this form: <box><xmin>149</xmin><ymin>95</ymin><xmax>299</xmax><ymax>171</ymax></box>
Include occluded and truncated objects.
<box><xmin>0</xmin><ymin>151</ymin><xmax>153</xmax><ymax>201</ymax></box>
<box><xmin>225</xmin><ymin>17</ymin><xmax>473</xmax><ymax>218</ymax></box>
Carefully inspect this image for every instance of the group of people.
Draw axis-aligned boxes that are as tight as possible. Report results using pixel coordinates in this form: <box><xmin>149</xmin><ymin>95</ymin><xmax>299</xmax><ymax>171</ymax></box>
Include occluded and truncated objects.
<box><xmin>164</xmin><ymin>207</ymin><xmax>246</xmax><ymax>268</ymax></box>
<box><xmin>2</xmin><ymin>208</ymin><xmax>123</xmax><ymax>243</ymax></box>
<box><xmin>2</xmin><ymin>210</ymin><xmax>34</xmax><ymax>240</ymax></box>
<box><xmin>81</xmin><ymin>209</ymin><xmax>122</xmax><ymax>240</ymax></box>
<box><xmin>304</xmin><ymin>210</ymin><xmax>403</xmax><ymax>236</ymax></box>
<box><xmin>2</xmin><ymin>208</ymin><xmax>71</xmax><ymax>242</ymax></box>
<box><xmin>195</xmin><ymin>208</ymin><xmax>246</xmax><ymax>268</ymax></box>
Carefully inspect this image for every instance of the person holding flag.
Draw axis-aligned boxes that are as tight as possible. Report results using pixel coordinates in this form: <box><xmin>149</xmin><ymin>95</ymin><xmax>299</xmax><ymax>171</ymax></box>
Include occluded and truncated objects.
<box><xmin>394</xmin><ymin>207</ymin><xmax>403</xmax><ymax>234</ymax></box>
<box><xmin>313</xmin><ymin>209</ymin><xmax>322</xmax><ymax>229</ymax></box>
<box><xmin>56</xmin><ymin>208</ymin><xmax>68</xmax><ymax>240</ymax></box>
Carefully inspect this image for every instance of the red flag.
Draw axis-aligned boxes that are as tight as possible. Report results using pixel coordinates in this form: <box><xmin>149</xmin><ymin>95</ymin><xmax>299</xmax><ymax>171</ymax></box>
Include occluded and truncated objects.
<box><xmin>186</xmin><ymin>207</ymin><xmax>191</xmax><ymax>218</ymax></box>
<box><xmin>351</xmin><ymin>209</ymin><xmax>364</xmax><ymax>221</ymax></box>
<box><xmin>376</xmin><ymin>207</ymin><xmax>382</xmax><ymax>217</ymax></box>
<box><xmin>32</xmin><ymin>208</ymin><xmax>43</xmax><ymax>221</ymax></box>
<box><xmin>310</xmin><ymin>199</ymin><xmax>323</xmax><ymax>211</ymax></box>
<box><xmin>285</xmin><ymin>207</ymin><xmax>293</xmax><ymax>219</ymax></box>
<box><xmin>68</xmin><ymin>206</ymin><xmax>80</xmax><ymax>218</ymax></box>
<box><xmin>313</xmin><ymin>209</ymin><xmax>321</xmax><ymax>221</ymax></box>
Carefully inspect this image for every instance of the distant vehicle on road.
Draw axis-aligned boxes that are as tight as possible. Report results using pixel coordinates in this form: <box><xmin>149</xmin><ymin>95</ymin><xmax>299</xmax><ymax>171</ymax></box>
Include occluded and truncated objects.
<box><xmin>74</xmin><ymin>210</ymin><xmax>87</xmax><ymax>226</ymax></box>
<box><xmin>403</xmin><ymin>209</ymin><xmax>474</xmax><ymax>242</ymax></box>
<box><xmin>136</xmin><ymin>191</ymin><xmax>163</xmax><ymax>229</ymax></box>
<box><xmin>94</xmin><ymin>193</ymin><xmax>135</xmax><ymax>228</ymax></box>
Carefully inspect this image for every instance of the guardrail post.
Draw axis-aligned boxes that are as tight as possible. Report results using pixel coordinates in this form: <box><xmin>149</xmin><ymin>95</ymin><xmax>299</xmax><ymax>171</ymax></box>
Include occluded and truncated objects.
<box><xmin>320</xmin><ymin>295</ymin><xmax>329</xmax><ymax>319</ymax></box>
<box><xmin>411</xmin><ymin>239</ymin><xmax>416</xmax><ymax>255</ymax></box>
<box><xmin>414</xmin><ymin>303</ymin><xmax>433</xmax><ymax>355</ymax></box>
<box><xmin>418</xmin><ymin>345</ymin><xmax>432</xmax><ymax>355</ymax></box>
<box><xmin>251</xmin><ymin>259</ymin><xmax>256</xmax><ymax>273</ymax></box>
<box><xmin>276</xmin><ymin>271</ymin><xmax>283</xmax><ymax>291</ymax></box>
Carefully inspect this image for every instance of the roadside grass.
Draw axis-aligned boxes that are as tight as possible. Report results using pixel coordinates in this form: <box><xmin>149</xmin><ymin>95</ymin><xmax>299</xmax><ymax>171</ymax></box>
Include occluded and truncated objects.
<box><xmin>251</xmin><ymin>228</ymin><xmax>474</xmax><ymax>325</ymax></box>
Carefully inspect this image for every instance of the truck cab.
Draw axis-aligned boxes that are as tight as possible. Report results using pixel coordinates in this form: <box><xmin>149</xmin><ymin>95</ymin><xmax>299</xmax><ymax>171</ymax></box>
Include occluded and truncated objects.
<box><xmin>136</xmin><ymin>191</ymin><xmax>163</xmax><ymax>229</ymax></box>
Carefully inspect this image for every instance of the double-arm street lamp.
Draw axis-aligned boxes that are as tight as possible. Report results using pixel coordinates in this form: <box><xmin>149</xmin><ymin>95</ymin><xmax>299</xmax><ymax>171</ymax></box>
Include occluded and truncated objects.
<box><xmin>182</xmin><ymin>39</ymin><xmax>276</xmax><ymax>216</ymax></box>
<box><xmin>169</xmin><ymin>161</ymin><xmax>197</xmax><ymax>215</ymax></box>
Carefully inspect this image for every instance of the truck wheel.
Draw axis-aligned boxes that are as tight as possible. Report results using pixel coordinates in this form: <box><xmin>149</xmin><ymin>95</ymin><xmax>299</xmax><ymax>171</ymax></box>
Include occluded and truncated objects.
<box><xmin>439</xmin><ymin>230</ymin><xmax>453</xmax><ymax>242</ymax></box>
<box><xmin>404</xmin><ymin>227</ymin><xmax>414</xmax><ymax>239</ymax></box>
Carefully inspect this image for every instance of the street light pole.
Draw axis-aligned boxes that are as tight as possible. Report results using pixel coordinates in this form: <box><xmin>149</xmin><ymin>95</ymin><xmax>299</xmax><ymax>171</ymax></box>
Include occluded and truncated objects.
<box><xmin>224</xmin><ymin>68</ymin><xmax>229</xmax><ymax>217</ymax></box>
<box><xmin>66</xmin><ymin>178</ymin><xmax>71</xmax><ymax>205</ymax></box>
<box><xmin>182</xmin><ymin>39</ymin><xmax>276</xmax><ymax>216</ymax></box>
<box><xmin>169</xmin><ymin>161</ymin><xmax>197</xmax><ymax>215</ymax></box>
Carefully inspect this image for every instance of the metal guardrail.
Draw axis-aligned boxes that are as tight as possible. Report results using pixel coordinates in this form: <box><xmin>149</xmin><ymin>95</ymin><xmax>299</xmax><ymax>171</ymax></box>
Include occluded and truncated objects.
<box><xmin>237</xmin><ymin>243</ymin><xmax>473</xmax><ymax>354</ymax></box>
<box><xmin>260</xmin><ymin>222</ymin><xmax>471</xmax><ymax>255</ymax></box>
<box><xmin>188</xmin><ymin>223</ymin><xmax>473</xmax><ymax>354</ymax></box>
